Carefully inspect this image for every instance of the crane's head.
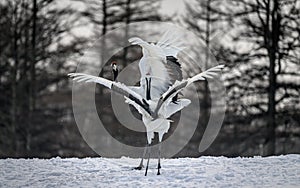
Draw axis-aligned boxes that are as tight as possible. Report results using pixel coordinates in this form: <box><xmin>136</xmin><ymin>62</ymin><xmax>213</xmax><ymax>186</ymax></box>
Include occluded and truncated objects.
<box><xmin>111</xmin><ymin>61</ymin><xmax>118</xmax><ymax>81</ymax></box>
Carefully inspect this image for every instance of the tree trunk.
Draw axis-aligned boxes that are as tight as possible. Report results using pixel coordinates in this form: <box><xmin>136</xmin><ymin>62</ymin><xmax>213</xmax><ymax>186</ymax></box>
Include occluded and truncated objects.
<box><xmin>99</xmin><ymin>0</ymin><xmax>107</xmax><ymax>93</ymax></box>
<box><xmin>102</xmin><ymin>0</ymin><xmax>107</xmax><ymax>36</ymax></box>
<box><xmin>123</xmin><ymin>0</ymin><xmax>131</xmax><ymax>66</ymax></box>
<box><xmin>11</xmin><ymin>3</ymin><xmax>19</xmax><ymax>155</ymax></box>
<box><xmin>267</xmin><ymin>48</ymin><xmax>276</xmax><ymax>155</ymax></box>
<box><xmin>202</xmin><ymin>0</ymin><xmax>211</xmax><ymax>138</ymax></box>
<box><xmin>266</xmin><ymin>0</ymin><xmax>280</xmax><ymax>155</ymax></box>
<box><xmin>27</xmin><ymin>0</ymin><xmax>38</xmax><ymax>153</ymax></box>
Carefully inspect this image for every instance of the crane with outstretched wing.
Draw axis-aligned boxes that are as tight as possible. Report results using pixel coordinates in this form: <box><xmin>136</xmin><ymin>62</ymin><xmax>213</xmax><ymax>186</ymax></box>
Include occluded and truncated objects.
<box><xmin>69</xmin><ymin>30</ymin><xmax>224</xmax><ymax>176</ymax></box>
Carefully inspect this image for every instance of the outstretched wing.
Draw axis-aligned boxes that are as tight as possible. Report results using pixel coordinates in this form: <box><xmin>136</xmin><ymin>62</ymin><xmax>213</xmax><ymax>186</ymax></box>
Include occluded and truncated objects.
<box><xmin>153</xmin><ymin>65</ymin><xmax>225</xmax><ymax>118</ymax></box>
<box><xmin>68</xmin><ymin>73</ymin><xmax>153</xmax><ymax>116</ymax></box>
<box><xmin>128</xmin><ymin>31</ymin><xmax>185</xmax><ymax>99</ymax></box>
<box><xmin>157</xmin><ymin>29</ymin><xmax>185</xmax><ymax>57</ymax></box>
<box><xmin>128</xmin><ymin>30</ymin><xmax>185</xmax><ymax>58</ymax></box>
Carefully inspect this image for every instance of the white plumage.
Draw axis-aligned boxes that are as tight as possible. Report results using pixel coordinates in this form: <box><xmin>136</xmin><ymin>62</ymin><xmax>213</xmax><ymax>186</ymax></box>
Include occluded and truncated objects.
<box><xmin>68</xmin><ymin>30</ymin><xmax>224</xmax><ymax>175</ymax></box>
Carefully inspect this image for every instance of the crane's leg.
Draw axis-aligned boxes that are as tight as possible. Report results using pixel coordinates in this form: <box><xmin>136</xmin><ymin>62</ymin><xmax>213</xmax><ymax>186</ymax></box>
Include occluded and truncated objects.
<box><xmin>145</xmin><ymin>144</ymin><xmax>151</xmax><ymax>176</ymax></box>
<box><xmin>133</xmin><ymin>146</ymin><xmax>147</xmax><ymax>170</ymax></box>
<box><xmin>157</xmin><ymin>144</ymin><xmax>162</xmax><ymax>175</ymax></box>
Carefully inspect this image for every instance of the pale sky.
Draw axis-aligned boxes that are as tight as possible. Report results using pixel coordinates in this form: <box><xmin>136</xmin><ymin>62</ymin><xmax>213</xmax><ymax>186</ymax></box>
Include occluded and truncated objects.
<box><xmin>159</xmin><ymin>0</ymin><xmax>187</xmax><ymax>16</ymax></box>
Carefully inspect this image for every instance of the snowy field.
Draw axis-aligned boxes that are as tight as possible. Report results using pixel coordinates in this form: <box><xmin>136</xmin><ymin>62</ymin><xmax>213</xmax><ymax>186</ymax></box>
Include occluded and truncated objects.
<box><xmin>1</xmin><ymin>155</ymin><xmax>299</xmax><ymax>187</ymax></box>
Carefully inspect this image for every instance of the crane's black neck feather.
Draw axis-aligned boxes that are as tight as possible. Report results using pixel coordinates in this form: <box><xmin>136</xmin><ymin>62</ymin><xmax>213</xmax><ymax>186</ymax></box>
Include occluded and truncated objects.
<box><xmin>146</xmin><ymin>77</ymin><xmax>151</xmax><ymax>100</ymax></box>
<box><xmin>113</xmin><ymin>69</ymin><xmax>118</xmax><ymax>81</ymax></box>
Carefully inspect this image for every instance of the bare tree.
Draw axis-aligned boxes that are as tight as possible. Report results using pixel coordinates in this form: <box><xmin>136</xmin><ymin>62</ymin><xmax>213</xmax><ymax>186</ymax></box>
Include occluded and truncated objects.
<box><xmin>222</xmin><ymin>0</ymin><xmax>300</xmax><ymax>155</ymax></box>
<box><xmin>0</xmin><ymin>0</ymin><xmax>90</xmax><ymax>157</ymax></box>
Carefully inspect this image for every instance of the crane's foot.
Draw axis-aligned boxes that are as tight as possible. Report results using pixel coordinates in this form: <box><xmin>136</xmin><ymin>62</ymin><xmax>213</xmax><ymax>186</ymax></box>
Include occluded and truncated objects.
<box><xmin>133</xmin><ymin>165</ymin><xmax>143</xmax><ymax>170</ymax></box>
<box><xmin>157</xmin><ymin>163</ymin><xmax>161</xmax><ymax>175</ymax></box>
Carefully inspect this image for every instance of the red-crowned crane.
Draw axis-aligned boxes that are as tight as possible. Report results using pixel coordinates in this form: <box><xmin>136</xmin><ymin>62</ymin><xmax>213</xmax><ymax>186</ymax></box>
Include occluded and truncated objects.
<box><xmin>69</xmin><ymin>30</ymin><xmax>224</xmax><ymax>176</ymax></box>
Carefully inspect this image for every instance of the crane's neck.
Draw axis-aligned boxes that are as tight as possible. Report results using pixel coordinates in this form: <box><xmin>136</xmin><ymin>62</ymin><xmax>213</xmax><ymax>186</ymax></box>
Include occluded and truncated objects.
<box><xmin>145</xmin><ymin>77</ymin><xmax>151</xmax><ymax>100</ymax></box>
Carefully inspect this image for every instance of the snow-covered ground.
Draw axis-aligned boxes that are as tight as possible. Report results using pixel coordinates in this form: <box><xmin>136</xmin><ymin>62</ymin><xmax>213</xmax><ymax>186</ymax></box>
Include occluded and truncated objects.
<box><xmin>1</xmin><ymin>155</ymin><xmax>299</xmax><ymax>187</ymax></box>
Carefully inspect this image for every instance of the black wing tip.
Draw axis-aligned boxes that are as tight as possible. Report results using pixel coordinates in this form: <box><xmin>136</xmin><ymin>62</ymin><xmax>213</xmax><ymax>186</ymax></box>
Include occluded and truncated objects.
<box><xmin>166</xmin><ymin>56</ymin><xmax>181</xmax><ymax>66</ymax></box>
<box><xmin>68</xmin><ymin>73</ymin><xmax>77</xmax><ymax>78</ymax></box>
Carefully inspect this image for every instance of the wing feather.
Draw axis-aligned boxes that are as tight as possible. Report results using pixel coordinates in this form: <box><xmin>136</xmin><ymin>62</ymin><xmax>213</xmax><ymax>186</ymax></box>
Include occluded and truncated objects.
<box><xmin>129</xmin><ymin>35</ymin><xmax>184</xmax><ymax>97</ymax></box>
<box><xmin>157</xmin><ymin>30</ymin><xmax>186</xmax><ymax>57</ymax></box>
<box><xmin>68</xmin><ymin>73</ymin><xmax>153</xmax><ymax>116</ymax></box>
<box><xmin>153</xmin><ymin>65</ymin><xmax>224</xmax><ymax>118</ymax></box>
